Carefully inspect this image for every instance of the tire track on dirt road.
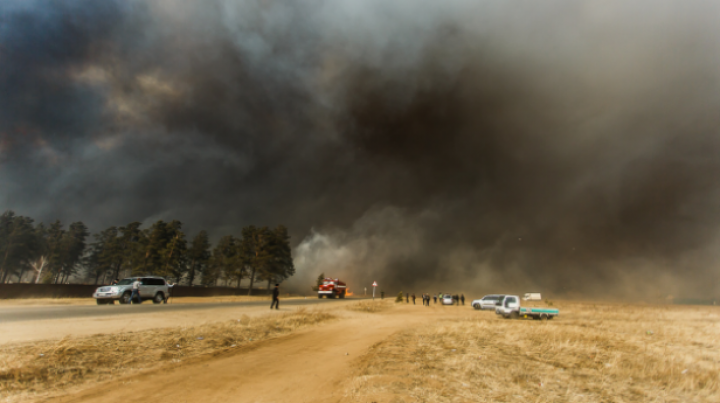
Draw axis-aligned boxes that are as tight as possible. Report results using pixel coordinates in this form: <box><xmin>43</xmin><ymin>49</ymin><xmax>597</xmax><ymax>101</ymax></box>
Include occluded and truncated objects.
<box><xmin>38</xmin><ymin>308</ymin><xmax>425</xmax><ymax>403</ymax></box>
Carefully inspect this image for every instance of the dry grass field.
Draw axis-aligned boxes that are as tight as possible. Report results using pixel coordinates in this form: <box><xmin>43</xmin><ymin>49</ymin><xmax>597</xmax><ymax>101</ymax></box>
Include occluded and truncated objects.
<box><xmin>0</xmin><ymin>308</ymin><xmax>335</xmax><ymax>401</ymax></box>
<box><xmin>346</xmin><ymin>299</ymin><xmax>394</xmax><ymax>313</ymax></box>
<box><xmin>346</xmin><ymin>301</ymin><xmax>720</xmax><ymax>403</ymax></box>
<box><xmin>1</xmin><ymin>299</ymin><xmax>718</xmax><ymax>403</ymax></box>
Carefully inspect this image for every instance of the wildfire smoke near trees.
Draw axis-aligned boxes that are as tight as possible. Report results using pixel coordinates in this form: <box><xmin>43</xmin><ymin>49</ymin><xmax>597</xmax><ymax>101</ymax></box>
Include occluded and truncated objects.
<box><xmin>0</xmin><ymin>211</ymin><xmax>294</xmax><ymax>291</ymax></box>
<box><xmin>3</xmin><ymin>1</ymin><xmax>720</xmax><ymax>297</ymax></box>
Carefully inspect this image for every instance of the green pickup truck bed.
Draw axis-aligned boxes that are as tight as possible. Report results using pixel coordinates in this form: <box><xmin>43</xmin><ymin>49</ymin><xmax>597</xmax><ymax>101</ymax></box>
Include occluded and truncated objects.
<box><xmin>520</xmin><ymin>307</ymin><xmax>559</xmax><ymax>314</ymax></box>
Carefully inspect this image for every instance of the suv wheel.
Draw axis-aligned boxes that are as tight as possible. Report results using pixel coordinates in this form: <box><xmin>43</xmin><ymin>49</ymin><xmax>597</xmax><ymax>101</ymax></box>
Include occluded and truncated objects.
<box><xmin>119</xmin><ymin>292</ymin><xmax>131</xmax><ymax>304</ymax></box>
<box><xmin>473</xmin><ymin>304</ymin><xmax>481</xmax><ymax>310</ymax></box>
<box><xmin>153</xmin><ymin>293</ymin><xmax>165</xmax><ymax>304</ymax></box>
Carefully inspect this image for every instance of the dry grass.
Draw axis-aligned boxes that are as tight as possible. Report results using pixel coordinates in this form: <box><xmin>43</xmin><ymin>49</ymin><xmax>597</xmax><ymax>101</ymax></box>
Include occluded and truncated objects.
<box><xmin>0</xmin><ymin>308</ymin><xmax>334</xmax><ymax>401</ymax></box>
<box><xmin>347</xmin><ymin>301</ymin><xmax>720</xmax><ymax>402</ymax></box>
<box><xmin>346</xmin><ymin>300</ymin><xmax>394</xmax><ymax>313</ymax></box>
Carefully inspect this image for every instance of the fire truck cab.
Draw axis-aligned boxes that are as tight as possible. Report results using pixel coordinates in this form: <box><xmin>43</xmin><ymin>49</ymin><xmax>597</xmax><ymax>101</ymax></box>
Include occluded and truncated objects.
<box><xmin>318</xmin><ymin>278</ymin><xmax>347</xmax><ymax>299</ymax></box>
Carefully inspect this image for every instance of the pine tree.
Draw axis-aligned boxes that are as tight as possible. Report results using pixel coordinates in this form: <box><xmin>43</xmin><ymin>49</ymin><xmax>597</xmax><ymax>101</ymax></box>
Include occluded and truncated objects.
<box><xmin>186</xmin><ymin>230</ymin><xmax>211</xmax><ymax>286</ymax></box>
<box><xmin>44</xmin><ymin>220</ymin><xmax>65</xmax><ymax>284</ymax></box>
<box><xmin>28</xmin><ymin>223</ymin><xmax>50</xmax><ymax>283</ymax></box>
<box><xmin>54</xmin><ymin>222</ymin><xmax>89</xmax><ymax>283</ymax></box>
<box><xmin>160</xmin><ymin>220</ymin><xmax>188</xmax><ymax>282</ymax></box>
<box><xmin>86</xmin><ymin>226</ymin><xmax>118</xmax><ymax>284</ymax></box>
<box><xmin>240</xmin><ymin>226</ymin><xmax>273</xmax><ymax>296</ymax></box>
<box><xmin>206</xmin><ymin>235</ymin><xmax>240</xmax><ymax>287</ymax></box>
<box><xmin>259</xmin><ymin>225</ymin><xmax>295</xmax><ymax>290</ymax></box>
<box><xmin>137</xmin><ymin>220</ymin><xmax>187</xmax><ymax>277</ymax></box>
<box><xmin>117</xmin><ymin>222</ymin><xmax>143</xmax><ymax>279</ymax></box>
<box><xmin>0</xmin><ymin>211</ymin><xmax>40</xmax><ymax>283</ymax></box>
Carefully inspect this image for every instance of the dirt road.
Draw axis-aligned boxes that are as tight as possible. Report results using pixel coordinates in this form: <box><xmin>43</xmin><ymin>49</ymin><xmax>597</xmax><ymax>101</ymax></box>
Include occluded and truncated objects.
<box><xmin>41</xmin><ymin>305</ymin><xmax>432</xmax><ymax>403</ymax></box>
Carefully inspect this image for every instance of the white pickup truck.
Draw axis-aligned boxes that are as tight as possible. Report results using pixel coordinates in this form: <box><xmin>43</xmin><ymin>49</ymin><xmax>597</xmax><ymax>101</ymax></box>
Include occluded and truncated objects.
<box><xmin>495</xmin><ymin>295</ymin><xmax>559</xmax><ymax>320</ymax></box>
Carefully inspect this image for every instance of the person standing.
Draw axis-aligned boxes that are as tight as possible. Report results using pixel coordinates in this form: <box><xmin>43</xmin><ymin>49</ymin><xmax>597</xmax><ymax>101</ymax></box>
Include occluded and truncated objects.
<box><xmin>110</xmin><ymin>278</ymin><xmax>119</xmax><ymax>286</ymax></box>
<box><xmin>164</xmin><ymin>282</ymin><xmax>175</xmax><ymax>304</ymax></box>
<box><xmin>461</xmin><ymin>294</ymin><xmax>465</xmax><ymax>305</ymax></box>
<box><xmin>130</xmin><ymin>278</ymin><xmax>141</xmax><ymax>304</ymax></box>
<box><xmin>433</xmin><ymin>294</ymin><xmax>437</xmax><ymax>304</ymax></box>
<box><xmin>412</xmin><ymin>293</ymin><xmax>416</xmax><ymax>305</ymax></box>
<box><xmin>271</xmin><ymin>284</ymin><xmax>280</xmax><ymax>310</ymax></box>
<box><xmin>406</xmin><ymin>293</ymin><xmax>409</xmax><ymax>303</ymax></box>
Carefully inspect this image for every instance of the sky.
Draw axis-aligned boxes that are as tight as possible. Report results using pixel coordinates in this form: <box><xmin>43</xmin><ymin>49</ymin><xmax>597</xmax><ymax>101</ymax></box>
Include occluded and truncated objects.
<box><xmin>2</xmin><ymin>0</ymin><xmax>720</xmax><ymax>298</ymax></box>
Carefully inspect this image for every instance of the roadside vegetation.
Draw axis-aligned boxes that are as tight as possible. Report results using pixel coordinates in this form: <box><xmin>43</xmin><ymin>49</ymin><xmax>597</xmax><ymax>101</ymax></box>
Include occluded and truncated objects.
<box><xmin>0</xmin><ymin>210</ymin><xmax>295</xmax><ymax>293</ymax></box>
<box><xmin>0</xmin><ymin>308</ymin><xmax>334</xmax><ymax>401</ymax></box>
<box><xmin>346</xmin><ymin>302</ymin><xmax>720</xmax><ymax>402</ymax></box>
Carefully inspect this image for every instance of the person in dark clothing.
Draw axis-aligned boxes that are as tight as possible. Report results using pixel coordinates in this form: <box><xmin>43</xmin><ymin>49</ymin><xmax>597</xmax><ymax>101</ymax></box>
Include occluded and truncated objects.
<box><xmin>433</xmin><ymin>294</ymin><xmax>437</xmax><ymax>304</ymax></box>
<box><xmin>461</xmin><ymin>294</ymin><xmax>465</xmax><ymax>305</ymax></box>
<box><xmin>412</xmin><ymin>293</ymin><xmax>416</xmax><ymax>305</ymax></box>
<box><xmin>110</xmin><ymin>278</ymin><xmax>119</xmax><ymax>286</ymax></box>
<box><xmin>164</xmin><ymin>282</ymin><xmax>175</xmax><ymax>303</ymax></box>
<box><xmin>406</xmin><ymin>293</ymin><xmax>409</xmax><ymax>303</ymax></box>
<box><xmin>271</xmin><ymin>284</ymin><xmax>280</xmax><ymax>310</ymax></box>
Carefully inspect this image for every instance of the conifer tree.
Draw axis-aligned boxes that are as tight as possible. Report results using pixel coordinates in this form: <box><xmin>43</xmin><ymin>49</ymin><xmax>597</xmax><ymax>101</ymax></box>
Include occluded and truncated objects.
<box><xmin>240</xmin><ymin>226</ymin><xmax>273</xmax><ymax>295</ymax></box>
<box><xmin>259</xmin><ymin>225</ymin><xmax>295</xmax><ymax>290</ymax></box>
<box><xmin>206</xmin><ymin>235</ymin><xmax>239</xmax><ymax>286</ymax></box>
<box><xmin>186</xmin><ymin>230</ymin><xmax>211</xmax><ymax>286</ymax></box>
<box><xmin>160</xmin><ymin>220</ymin><xmax>188</xmax><ymax>282</ymax></box>
<box><xmin>0</xmin><ymin>211</ymin><xmax>39</xmax><ymax>283</ymax></box>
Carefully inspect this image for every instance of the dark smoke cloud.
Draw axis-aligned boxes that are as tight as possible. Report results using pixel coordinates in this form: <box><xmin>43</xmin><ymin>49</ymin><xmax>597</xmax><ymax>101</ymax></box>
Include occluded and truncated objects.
<box><xmin>2</xmin><ymin>0</ymin><xmax>720</xmax><ymax>298</ymax></box>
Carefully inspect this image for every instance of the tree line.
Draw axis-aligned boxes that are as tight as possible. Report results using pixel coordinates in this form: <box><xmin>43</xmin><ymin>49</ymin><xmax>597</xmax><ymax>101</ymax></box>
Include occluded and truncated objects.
<box><xmin>0</xmin><ymin>211</ymin><xmax>295</xmax><ymax>294</ymax></box>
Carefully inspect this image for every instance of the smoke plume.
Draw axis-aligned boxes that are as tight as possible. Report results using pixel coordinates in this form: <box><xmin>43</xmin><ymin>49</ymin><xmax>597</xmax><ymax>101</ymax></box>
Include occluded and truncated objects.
<box><xmin>2</xmin><ymin>0</ymin><xmax>720</xmax><ymax>297</ymax></box>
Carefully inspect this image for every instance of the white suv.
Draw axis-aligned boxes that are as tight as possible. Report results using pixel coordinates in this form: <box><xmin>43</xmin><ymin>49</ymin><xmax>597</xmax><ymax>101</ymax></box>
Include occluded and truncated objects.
<box><xmin>472</xmin><ymin>294</ymin><xmax>505</xmax><ymax>310</ymax></box>
<box><xmin>93</xmin><ymin>277</ymin><xmax>169</xmax><ymax>305</ymax></box>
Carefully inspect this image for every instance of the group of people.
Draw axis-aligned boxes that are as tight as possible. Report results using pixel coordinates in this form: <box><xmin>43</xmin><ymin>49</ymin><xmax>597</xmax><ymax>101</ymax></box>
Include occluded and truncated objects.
<box><xmin>404</xmin><ymin>292</ymin><xmax>465</xmax><ymax>306</ymax></box>
<box><xmin>449</xmin><ymin>294</ymin><xmax>465</xmax><ymax>305</ymax></box>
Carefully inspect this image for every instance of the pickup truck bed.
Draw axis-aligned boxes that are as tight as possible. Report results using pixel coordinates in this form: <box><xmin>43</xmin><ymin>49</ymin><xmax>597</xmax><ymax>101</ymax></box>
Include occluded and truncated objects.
<box><xmin>495</xmin><ymin>295</ymin><xmax>559</xmax><ymax>320</ymax></box>
<box><xmin>519</xmin><ymin>307</ymin><xmax>559</xmax><ymax>319</ymax></box>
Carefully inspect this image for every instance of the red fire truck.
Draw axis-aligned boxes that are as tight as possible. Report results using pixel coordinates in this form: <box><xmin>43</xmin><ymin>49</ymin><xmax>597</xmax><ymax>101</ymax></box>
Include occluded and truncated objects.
<box><xmin>318</xmin><ymin>278</ymin><xmax>347</xmax><ymax>299</ymax></box>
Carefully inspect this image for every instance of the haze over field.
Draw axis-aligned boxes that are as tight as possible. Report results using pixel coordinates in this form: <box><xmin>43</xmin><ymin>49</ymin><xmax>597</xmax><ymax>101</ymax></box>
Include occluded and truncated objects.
<box><xmin>2</xmin><ymin>0</ymin><xmax>720</xmax><ymax>297</ymax></box>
